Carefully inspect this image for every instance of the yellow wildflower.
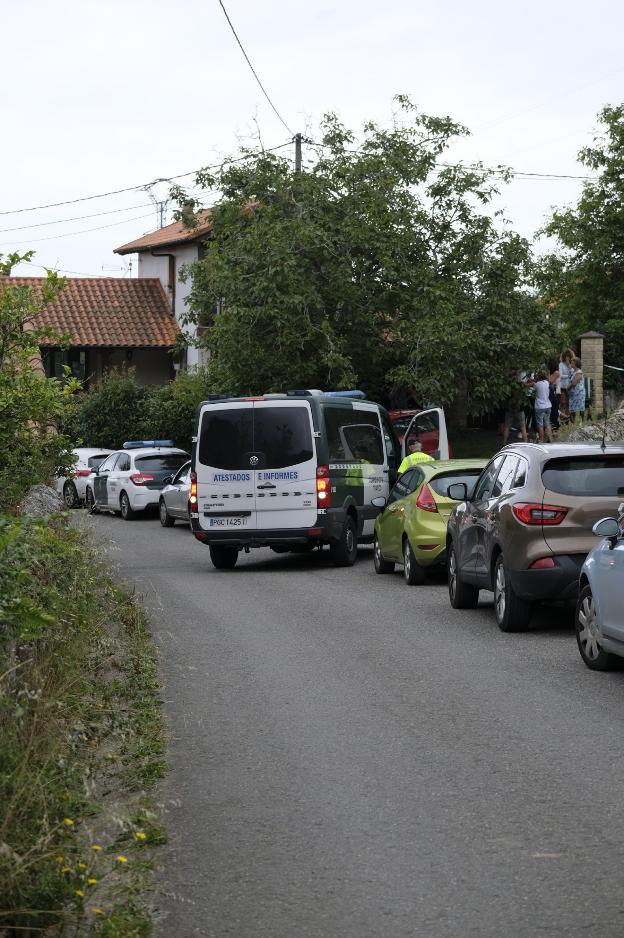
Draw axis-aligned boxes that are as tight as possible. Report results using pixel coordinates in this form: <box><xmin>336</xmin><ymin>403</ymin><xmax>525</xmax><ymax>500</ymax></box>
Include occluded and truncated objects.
<box><xmin>75</xmin><ymin>889</ymin><xmax>85</xmax><ymax>897</ymax></box>
<box><xmin>115</xmin><ymin>855</ymin><xmax>128</xmax><ymax>864</ymax></box>
<box><xmin>87</xmin><ymin>877</ymin><xmax>98</xmax><ymax>886</ymax></box>
<box><xmin>77</xmin><ymin>862</ymin><xmax>87</xmax><ymax>869</ymax></box>
<box><xmin>90</xmin><ymin>844</ymin><xmax>103</xmax><ymax>852</ymax></box>
<box><xmin>55</xmin><ymin>855</ymin><xmax>64</xmax><ymax>863</ymax></box>
<box><xmin>134</xmin><ymin>831</ymin><xmax>147</xmax><ymax>841</ymax></box>
<box><xmin>63</xmin><ymin>818</ymin><xmax>74</xmax><ymax>827</ymax></box>
<box><xmin>62</xmin><ymin>867</ymin><xmax>71</xmax><ymax>874</ymax></box>
<box><xmin>92</xmin><ymin>907</ymin><xmax>104</xmax><ymax>916</ymax></box>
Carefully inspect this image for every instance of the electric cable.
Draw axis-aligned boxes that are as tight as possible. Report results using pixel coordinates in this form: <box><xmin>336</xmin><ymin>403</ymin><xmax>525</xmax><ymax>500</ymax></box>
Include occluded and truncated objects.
<box><xmin>0</xmin><ymin>212</ymin><xmax>156</xmax><ymax>247</ymax></box>
<box><xmin>0</xmin><ymin>202</ymin><xmax>154</xmax><ymax>234</ymax></box>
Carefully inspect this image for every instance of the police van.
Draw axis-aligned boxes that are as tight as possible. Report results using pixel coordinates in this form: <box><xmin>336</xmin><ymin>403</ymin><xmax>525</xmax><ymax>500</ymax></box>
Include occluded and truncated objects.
<box><xmin>190</xmin><ymin>390</ymin><xmax>448</xmax><ymax>570</ymax></box>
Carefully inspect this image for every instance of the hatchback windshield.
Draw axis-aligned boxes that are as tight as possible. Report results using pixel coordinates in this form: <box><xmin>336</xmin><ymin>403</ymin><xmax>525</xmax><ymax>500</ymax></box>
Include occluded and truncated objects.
<box><xmin>542</xmin><ymin>456</ymin><xmax>624</xmax><ymax>497</ymax></box>
<box><xmin>429</xmin><ymin>470</ymin><xmax>483</xmax><ymax>498</ymax></box>
<box><xmin>87</xmin><ymin>454</ymin><xmax>110</xmax><ymax>470</ymax></box>
<box><xmin>135</xmin><ymin>454</ymin><xmax>189</xmax><ymax>473</ymax></box>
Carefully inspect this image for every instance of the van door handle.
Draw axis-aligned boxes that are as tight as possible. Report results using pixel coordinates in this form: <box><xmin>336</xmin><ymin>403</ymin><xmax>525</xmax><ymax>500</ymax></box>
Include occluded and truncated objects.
<box><xmin>257</xmin><ymin>482</ymin><xmax>277</xmax><ymax>489</ymax></box>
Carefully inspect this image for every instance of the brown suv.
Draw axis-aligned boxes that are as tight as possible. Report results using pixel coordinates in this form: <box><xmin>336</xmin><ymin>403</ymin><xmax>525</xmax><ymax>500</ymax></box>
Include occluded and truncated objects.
<box><xmin>446</xmin><ymin>443</ymin><xmax>624</xmax><ymax>631</ymax></box>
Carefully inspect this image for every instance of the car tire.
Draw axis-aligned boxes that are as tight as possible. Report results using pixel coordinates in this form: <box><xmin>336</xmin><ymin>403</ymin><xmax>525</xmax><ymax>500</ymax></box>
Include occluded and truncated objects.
<box><xmin>63</xmin><ymin>480</ymin><xmax>80</xmax><ymax>509</ymax></box>
<box><xmin>330</xmin><ymin>515</ymin><xmax>358</xmax><ymax>567</ymax></box>
<box><xmin>575</xmin><ymin>584</ymin><xmax>620</xmax><ymax>670</ymax></box>
<box><xmin>159</xmin><ymin>498</ymin><xmax>175</xmax><ymax>528</ymax></box>
<box><xmin>209</xmin><ymin>545</ymin><xmax>239</xmax><ymax>569</ymax></box>
<box><xmin>85</xmin><ymin>486</ymin><xmax>98</xmax><ymax>513</ymax></box>
<box><xmin>120</xmin><ymin>491</ymin><xmax>136</xmax><ymax>521</ymax></box>
<box><xmin>493</xmin><ymin>554</ymin><xmax>531</xmax><ymax>632</ymax></box>
<box><xmin>373</xmin><ymin>534</ymin><xmax>394</xmax><ymax>574</ymax></box>
<box><xmin>448</xmin><ymin>542</ymin><xmax>479</xmax><ymax>609</ymax></box>
<box><xmin>403</xmin><ymin>537</ymin><xmax>426</xmax><ymax>585</ymax></box>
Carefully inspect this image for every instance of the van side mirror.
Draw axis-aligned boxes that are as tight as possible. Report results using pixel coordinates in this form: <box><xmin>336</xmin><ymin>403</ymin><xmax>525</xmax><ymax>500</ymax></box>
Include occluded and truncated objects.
<box><xmin>447</xmin><ymin>482</ymin><xmax>468</xmax><ymax>501</ymax></box>
<box><xmin>593</xmin><ymin>516</ymin><xmax>620</xmax><ymax>548</ymax></box>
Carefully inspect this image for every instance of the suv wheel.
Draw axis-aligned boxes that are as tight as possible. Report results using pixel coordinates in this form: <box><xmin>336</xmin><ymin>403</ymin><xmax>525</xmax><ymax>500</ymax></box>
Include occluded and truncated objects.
<box><xmin>448</xmin><ymin>542</ymin><xmax>479</xmax><ymax>609</ymax></box>
<box><xmin>575</xmin><ymin>584</ymin><xmax>619</xmax><ymax>670</ymax></box>
<box><xmin>493</xmin><ymin>554</ymin><xmax>531</xmax><ymax>632</ymax></box>
<box><xmin>330</xmin><ymin>515</ymin><xmax>358</xmax><ymax>567</ymax></box>
<box><xmin>373</xmin><ymin>534</ymin><xmax>394</xmax><ymax>574</ymax></box>
<box><xmin>159</xmin><ymin>498</ymin><xmax>175</xmax><ymax>528</ymax></box>
<box><xmin>120</xmin><ymin>491</ymin><xmax>136</xmax><ymax>521</ymax></box>
<box><xmin>85</xmin><ymin>486</ymin><xmax>98</xmax><ymax>513</ymax></box>
<box><xmin>209</xmin><ymin>545</ymin><xmax>239</xmax><ymax>569</ymax></box>
<box><xmin>63</xmin><ymin>480</ymin><xmax>79</xmax><ymax>509</ymax></box>
<box><xmin>403</xmin><ymin>537</ymin><xmax>425</xmax><ymax>585</ymax></box>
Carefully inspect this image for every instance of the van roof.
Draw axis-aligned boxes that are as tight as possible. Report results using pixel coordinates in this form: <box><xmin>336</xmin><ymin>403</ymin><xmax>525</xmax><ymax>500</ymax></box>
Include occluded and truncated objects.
<box><xmin>199</xmin><ymin>390</ymin><xmax>375</xmax><ymax>406</ymax></box>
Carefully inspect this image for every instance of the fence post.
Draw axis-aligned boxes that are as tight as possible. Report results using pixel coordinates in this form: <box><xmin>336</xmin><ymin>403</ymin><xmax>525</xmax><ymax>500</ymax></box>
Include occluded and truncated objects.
<box><xmin>580</xmin><ymin>331</ymin><xmax>604</xmax><ymax>414</ymax></box>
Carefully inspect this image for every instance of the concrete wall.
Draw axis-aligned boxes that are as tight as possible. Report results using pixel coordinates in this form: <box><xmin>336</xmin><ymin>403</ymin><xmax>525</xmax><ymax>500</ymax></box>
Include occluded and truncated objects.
<box><xmin>92</xmin><ymin>348</ymin><xmax>172</xmax><ymax>386</ymax></box>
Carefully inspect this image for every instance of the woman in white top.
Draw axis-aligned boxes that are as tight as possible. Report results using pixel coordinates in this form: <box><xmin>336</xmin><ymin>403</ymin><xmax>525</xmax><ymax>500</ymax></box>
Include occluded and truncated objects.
<box><xmin>534</xmin><ymin>370</ymin><xmax>553</xmax><ymax>442</ymax></box>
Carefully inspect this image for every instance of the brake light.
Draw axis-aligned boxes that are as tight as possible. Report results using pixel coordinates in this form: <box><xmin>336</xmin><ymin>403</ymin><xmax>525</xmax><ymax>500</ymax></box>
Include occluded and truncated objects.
<box><xmin>512</xmin><ymin>503</ymin><xmax>568</xmax><ymax>526</ymax></box>
<box><xmin>316</xmin><ymin>465</ymin><xmax>332</xmax><ymax>509</ymax></box>
<box><xmin>190</xmin><ymin>471</ymin><xmax>198</xmax><ymax>509</ymax></box>
<box><xmin>75</xmin><ymin>469</ymin><xmax>92</xmax><ymax>477</ymax></box>
<box><xmin>529</xmin><ymin>557</ymin><xmax>557</xmax><ymax>569</ymax></box>
<box><xmin>129</xmin><ymin>472</ymin><xmax>155</xmax><ymax>486</ymax></box>
<box><xmin>416</xmin><ymin>483</ymin><xmax>438</xmax><ymax>513</ymax></box>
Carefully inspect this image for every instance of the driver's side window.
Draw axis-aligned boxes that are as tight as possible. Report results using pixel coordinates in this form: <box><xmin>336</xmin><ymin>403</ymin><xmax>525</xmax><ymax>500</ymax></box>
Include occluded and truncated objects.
<box><xmin>389</xmin><ymin>469</ymin><xmax>414</xmax><ymax>504</ymax></box>
<box><xmin>473</xmin><ymin>456</ymin><xmax>504</xmax><ymax>502</ymax></box>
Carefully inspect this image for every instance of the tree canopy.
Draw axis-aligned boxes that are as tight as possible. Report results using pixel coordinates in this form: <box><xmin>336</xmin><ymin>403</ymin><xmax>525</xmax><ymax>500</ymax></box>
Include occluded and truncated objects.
<box><xmin>177</xmin><ymin>98</ymin><xmax>556</xmax><ymax>415</ymax></box>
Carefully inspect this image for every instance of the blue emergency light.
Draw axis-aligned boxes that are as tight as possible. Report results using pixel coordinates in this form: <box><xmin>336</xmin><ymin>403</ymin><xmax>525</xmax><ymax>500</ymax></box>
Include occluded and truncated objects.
<box><xmin>122</xmin><ymin>440</ymin><xmax>175</xmax><ymax>449</ymax></box>
<box><xmin>323</xmin><ymin>390</ymin><xmax>365</xmax><ymax>398</ymax></box>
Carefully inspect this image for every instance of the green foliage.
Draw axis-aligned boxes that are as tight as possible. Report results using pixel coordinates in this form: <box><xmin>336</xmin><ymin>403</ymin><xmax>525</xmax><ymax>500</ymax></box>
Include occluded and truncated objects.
<box><xmin>64</xmin><ymin>368</ymin><xmax>211</xmax><ymax>452</ymax></box>
<box><xmin>0</xmin><ymin>252</ymin><xmax>78</xmax><ymax>511</ymax></box>
<box><xmin>178</xmin><ymin>98</ymin><xmax>555</xmax><ymax>413</ymax></box>
<box><xmin>0</xmin><ymin>514</ymin><xmax>165</xmax><ymax>933</ymax></box>
<box><xmin>538</xmin><ymin>104</ymin><xmax>624</xmax><ymax>388</ymax></box>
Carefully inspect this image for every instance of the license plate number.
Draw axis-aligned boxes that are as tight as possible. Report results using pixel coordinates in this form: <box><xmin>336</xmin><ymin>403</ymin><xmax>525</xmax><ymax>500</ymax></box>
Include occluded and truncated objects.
<box><xmin>208</xmin><ymin>517</ymin><xmax>248</xmax><ymax>527</ymax></box>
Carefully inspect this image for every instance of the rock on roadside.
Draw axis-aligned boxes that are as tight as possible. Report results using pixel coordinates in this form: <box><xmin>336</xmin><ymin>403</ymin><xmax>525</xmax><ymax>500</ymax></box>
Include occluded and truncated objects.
<box><xmin>567</xmin><ymin>402</ymin><xmax>624</xmax><ymax>444</ymax></box>
<box><xmin>18</xmin><ymin>483</ymin><xmax>63</xmax><ymax>516</ymax></box>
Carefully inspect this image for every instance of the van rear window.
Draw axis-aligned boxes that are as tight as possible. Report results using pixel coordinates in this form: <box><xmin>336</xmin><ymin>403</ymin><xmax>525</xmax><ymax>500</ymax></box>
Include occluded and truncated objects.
<box><xmin>324</xmin><ymin>406</ymin><xmax>384</xmax><ymax>464</ymax></box>
<box><xmin>542</xmin><ymin>456</ymin><xmax>624</xmax><ymax>497</ymax></box>
<box><xmin>198</xmin><ymin>409</ymin><xmax>253</xmax><ymax>470</ymax></box>
<box><xmin>254</xmin><ymin>407</ymin><xmax>313</xmax><ymax>469</ymax></box>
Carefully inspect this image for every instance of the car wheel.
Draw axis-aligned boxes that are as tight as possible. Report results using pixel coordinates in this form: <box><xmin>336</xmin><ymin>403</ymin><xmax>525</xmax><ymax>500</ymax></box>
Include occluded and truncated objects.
<box><xmin>120</xmin><ymin>491</ymin><xmax>136</xmax><ymax>521</ymax></box>
<box><xmin>403</xmin><ymin>537</ymin><xmax>426</xmax><ymax>585</ymax></box>
<box><xmin>448</xmin><ymin>542</ymin><xmax>479</xmax><ymax>609</ymax></box>
<box><xmin>159</xmin><ymin>498</ymin><xmax>175</xmax><ymax>528</ymax></box>
<box><xmin>493</xmin><ymin>554</ymin><xmax>531</xmax><ymax>632</ymax></box>
<box><xmin>85</xmin><ymin>486</ymin><xmax>98</xmax><ymax>513</ymax></box>
<box><xmin>575</xmin><ymin>584</ymin><xmax>619</xmax><ymax>670</ymax></box>
<box><xmin>330</xmin><ymin>515</ymin><xmax>358</xmax><ymax>567</ymax></box>
<box><xmin>373</xmin><ymin>534</ymin><xmax>394</xmax><ymax>574</ymax></box>
<box><xmin>209</xmin><ymin>545</ymin><xmax>239</xmax><ymax>569</ymax></box>
<box><xmin>63</xmin><ymin>480</ymin><xmax>79</xmax><ymax>509</ymax></box>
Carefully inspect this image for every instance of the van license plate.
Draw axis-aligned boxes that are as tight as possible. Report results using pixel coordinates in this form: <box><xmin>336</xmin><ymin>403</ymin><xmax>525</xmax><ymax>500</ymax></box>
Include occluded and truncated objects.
<box><xmin>208</xmin><ymin>517</ymin><xmax>248</xmax><ymax>527</ymax></box>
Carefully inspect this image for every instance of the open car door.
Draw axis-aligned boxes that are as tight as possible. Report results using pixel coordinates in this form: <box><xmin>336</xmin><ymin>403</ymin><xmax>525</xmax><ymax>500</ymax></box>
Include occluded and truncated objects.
<box><xmin>401</xmin><ymin>407</ymin><xmax>449</xmax><ymax>460</ymax></box>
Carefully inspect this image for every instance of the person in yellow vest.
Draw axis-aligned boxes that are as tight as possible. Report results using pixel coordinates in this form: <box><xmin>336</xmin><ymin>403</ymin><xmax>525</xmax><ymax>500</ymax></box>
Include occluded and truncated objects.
<box><xmin>398</xmin><ymin>439</ymin><xmax>435</xmax><ymax>476</ymax></box>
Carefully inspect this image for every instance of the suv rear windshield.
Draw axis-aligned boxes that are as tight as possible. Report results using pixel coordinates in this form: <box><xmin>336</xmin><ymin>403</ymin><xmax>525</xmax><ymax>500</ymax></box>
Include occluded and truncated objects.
<box><xmin>429</xmin><ymin>469</ymin><xmax>483</xmax><ymax>497</ymax></box>
<box><xmin>198</xmin><ymin>406</ymin><xmax>313</xmax><ymax>470</ymax></box>
<box><xmin>135</xmin><ymin>454</ymin><xmax>189</xmax><ymax>473</ymax></box>
<box><xmin>88</xmin><ymin>454</ymin><xmax>110</xmax><ymax>470</ymax></box>
<box><xmin>542</xmin><ymin>456</ymin><xmax>624</xmax><ymax>497</ymax></box>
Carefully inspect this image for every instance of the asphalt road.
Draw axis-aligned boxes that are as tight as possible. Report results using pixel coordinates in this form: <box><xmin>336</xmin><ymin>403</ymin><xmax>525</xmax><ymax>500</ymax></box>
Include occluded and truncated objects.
<box><xmin>85</xmin><ymin>511</ymin><xmax>624</xmax><ymax>937</ymax></box>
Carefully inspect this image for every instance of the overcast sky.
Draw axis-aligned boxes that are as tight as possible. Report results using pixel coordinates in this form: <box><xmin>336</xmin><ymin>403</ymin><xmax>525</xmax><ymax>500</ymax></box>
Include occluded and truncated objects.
<box><xmin>2</xmin><ymin>0</ymin><xmax>622</xmax><ymax>278</ymax></box>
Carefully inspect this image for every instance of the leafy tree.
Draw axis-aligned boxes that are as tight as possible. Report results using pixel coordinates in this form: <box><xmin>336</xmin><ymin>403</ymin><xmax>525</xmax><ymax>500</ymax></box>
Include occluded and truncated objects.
<box><xmin>176</xmin><ymin>98</ymin><xmax>553</xmax><ymax>416</ymax></box>
<box><xmin>538</xmin><ymin>104</ymin><xmax>624</xmax><ymax>388</ymax></box>
<box><xmin>0</xmin><ymin>252</ymin><xmax>76</xmax><ymax>511</ymax></box>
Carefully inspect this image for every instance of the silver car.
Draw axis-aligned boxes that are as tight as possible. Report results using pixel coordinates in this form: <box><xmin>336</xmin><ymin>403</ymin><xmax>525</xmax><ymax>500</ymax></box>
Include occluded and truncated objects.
<box><xmin>159</xmin><ymin>460</ymin><xmax>191</xmax><ymax>527</ymax></box>
<box><xmin>575</xmin><ymin>502</ymin><xmax>624</xmax><ymax>670</ymax></box>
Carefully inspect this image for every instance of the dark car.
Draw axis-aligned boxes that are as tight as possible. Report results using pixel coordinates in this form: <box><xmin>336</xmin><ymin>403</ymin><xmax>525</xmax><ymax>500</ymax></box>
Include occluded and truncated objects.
<box><xmin>445</xmin><ymin>443</ymin><xmax>624</xmax><ymax>632</ymax></box>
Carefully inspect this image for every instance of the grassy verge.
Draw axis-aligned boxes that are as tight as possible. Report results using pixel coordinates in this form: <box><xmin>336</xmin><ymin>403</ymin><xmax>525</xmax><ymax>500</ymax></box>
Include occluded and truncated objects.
<box><xmin>0</xmin><ymin>513</ymin><xmax>166</xmax><ymax>936</ymax></box>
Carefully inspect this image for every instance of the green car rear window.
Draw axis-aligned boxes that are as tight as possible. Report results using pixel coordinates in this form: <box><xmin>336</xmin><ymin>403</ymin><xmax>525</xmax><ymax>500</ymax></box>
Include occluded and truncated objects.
<box><xmin>429</xmin><ymin>470</ymin><xmax>483</xmax><ymax>498</ymax></box>
<box><xmin>542</xmin><ymin>456</ymin><xmax>624</xmax><ymax>496</ymax></box>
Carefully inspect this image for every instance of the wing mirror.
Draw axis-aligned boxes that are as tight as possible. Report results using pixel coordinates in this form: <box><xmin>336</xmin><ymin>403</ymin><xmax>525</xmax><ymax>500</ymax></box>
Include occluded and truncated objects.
<box><xmin>592</xmin><ymin>516</ymin><xmax>620</xmax><ymax>548</ymax></box>
<box><xmin>447</xmin><ymin>482</ymin><xmax>468</xmax><ymax>501</ymax></box>
<box><xmin>371</xmin><ymin>495</ymin><xmax>387</xmax><ymax>509</ymax></box>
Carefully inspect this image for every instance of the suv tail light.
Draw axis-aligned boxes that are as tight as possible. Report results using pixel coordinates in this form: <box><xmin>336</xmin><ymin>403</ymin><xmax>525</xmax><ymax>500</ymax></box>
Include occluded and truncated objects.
<box><xmin>512</xmin><ymin>503</ymin><xmax>568</xmax><ymax>526</ymax></box>
<box><xmin>75</xmin><ymin>469</ymin><xmax>92</xmax><ymax>477</ymax></box>
<box><xmin>316</xmin><ymin>465</ymin><xmax>332</xmax><ymax>509</ymax></box>
<box><xmin>190</xmin><ymin>471</ymin><xmax>198</xmax><ymax>509</ymax></box>
<box><xmin>416</xmin><ymin>483</ymin><xmax>438</xmax><ymax>513</ymax></box>
<box><xmin>129</xmin><ymin>472</ymin><xmax>155</xmax><ymax>486</ymax></box>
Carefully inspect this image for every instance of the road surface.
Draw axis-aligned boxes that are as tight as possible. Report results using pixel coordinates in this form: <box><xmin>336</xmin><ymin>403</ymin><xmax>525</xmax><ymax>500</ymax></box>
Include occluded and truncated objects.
<box><xmin>86</xmin><ymin>512</ymin><xmax>624</xmax><ymax>937</ymax></box>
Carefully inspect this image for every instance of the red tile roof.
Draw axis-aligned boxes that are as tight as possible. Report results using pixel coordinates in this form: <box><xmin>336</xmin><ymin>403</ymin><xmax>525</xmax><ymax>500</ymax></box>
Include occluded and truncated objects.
<box><xmin>2</xmin><ymin>277</ymin><xmax>180</xmax><ymax>348</ymax></box>
<box><xmin>114</xmin><ymin>210</ymin><xmax>213</xmax><ymax>255</ymax></box>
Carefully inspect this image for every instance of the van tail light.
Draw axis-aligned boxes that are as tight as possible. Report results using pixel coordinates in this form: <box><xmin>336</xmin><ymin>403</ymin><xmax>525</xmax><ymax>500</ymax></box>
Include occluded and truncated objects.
<box><xmin>75</xmin><ymin>469</ymin><xmax>92</xmax><ymax>477</ymax></box>
<box><xmin>512</xmin><ymin>503</ymin><xmax>568</xmax><ymax>526</ymax></box>
<box><xmin>529</xmin><ymin>556</ymin><xmax>557</xmax><ymax>569</ymax></box>
<box><xmin>190</xmin><ymin>471</ymin><xmax>198</xmax><ymax>509</ymax></box>
<box><xmin>129</xmin><ymin>472</ymin><xmax>155</xmax><ymax>486</ymax></box>
<box><xmin>316</xmin><ymin>465</ymin><xmax>332</xmax><ymax>509</ymax></box>
<box><xmin>416</xmin><ymin>483</ymin><xmax>438</xmax><ymax>513</ymax></box>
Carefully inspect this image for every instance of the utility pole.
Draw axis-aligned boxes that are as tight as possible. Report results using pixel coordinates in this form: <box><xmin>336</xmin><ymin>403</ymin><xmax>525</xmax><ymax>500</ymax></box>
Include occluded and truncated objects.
<box><xmin>294</xmin><ymin>132</ymin><xmax>302</xmax><ymax>173</ymax></box>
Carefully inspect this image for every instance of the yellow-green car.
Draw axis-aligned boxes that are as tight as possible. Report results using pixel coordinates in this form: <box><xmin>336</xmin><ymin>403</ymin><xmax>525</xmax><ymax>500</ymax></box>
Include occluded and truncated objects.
<box><xmin>373</xmin><ymin>459</ymin><xmax>486</xmax><ymax>584</ymax></box>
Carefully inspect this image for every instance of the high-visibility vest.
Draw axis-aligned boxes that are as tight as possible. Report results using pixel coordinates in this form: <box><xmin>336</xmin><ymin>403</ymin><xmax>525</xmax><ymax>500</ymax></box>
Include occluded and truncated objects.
<box><xmin>397</xmin><ymin>451</ymin><xmax>435</xmax><ymax>475</ymax></box>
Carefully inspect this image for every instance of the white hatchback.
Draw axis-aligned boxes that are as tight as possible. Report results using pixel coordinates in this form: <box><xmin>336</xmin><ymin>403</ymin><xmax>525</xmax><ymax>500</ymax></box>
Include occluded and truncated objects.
<box><xmin>57</xmin><ymin>447</ymin><xmax>114</xmax><ymax>508</ymax></box>
<box><xmin>85</xmin><ymin>441</ymin><xmax>190</xmax><ymax>520</ymax></box>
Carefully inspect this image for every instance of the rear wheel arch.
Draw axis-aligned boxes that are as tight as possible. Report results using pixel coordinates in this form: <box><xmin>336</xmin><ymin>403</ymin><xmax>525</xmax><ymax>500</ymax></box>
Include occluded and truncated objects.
<box><xmin>490</xmin><ymin>544</ymin><xmax>503</xmax><ymax>587</ymax></box>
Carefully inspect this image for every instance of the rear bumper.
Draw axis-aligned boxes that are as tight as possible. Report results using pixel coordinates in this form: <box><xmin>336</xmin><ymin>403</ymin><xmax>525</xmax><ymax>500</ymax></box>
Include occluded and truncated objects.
<box><xmin>508</xmin><ymin>554</ymin><xmax>586</xmax><ymax>602</ymax></box>
<box><xmin>191</xmin><ymin>517</ymin><xmax>331</xmax><ymax>547</ymax></box>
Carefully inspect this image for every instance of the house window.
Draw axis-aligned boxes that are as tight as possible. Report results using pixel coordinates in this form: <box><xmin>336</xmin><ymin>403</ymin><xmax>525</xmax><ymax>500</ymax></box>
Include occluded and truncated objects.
<box><xmin>41</xmin><ymin>348</ymin><xmax>87</xmax><ymax>382</ymax></box>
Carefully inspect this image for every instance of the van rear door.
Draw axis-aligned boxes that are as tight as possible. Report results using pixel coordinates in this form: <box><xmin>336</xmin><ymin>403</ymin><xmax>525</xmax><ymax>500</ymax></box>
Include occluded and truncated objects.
<box><xmin>196</xmin><ymin>402</ymin><xmax>256</xmax><ymax>532</ymax></box>
<box><xmin>402</xmin><ymin>407</ymin><xmax>449</xmax><ymax>460</ymax></box>
<box><xmin>253</xmin><ymin>400</ymin><xmax>317</xmax><ymax>530</ymax></box>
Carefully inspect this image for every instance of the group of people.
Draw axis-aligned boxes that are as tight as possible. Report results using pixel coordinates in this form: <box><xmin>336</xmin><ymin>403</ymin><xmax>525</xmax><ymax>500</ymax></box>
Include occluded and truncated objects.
<box><xmin>503</xmin><ymin>348</ymin><xmax>586</xmax><ymax>445</ymax></box>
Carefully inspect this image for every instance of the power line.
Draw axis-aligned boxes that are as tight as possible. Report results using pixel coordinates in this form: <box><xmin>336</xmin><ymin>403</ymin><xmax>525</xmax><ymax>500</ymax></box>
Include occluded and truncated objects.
<box><xmin>0</xmin><ymin>212</ymin><xmax>155</xmax><ymax>247</ymax></box>
<box><xmin>216</xmin><ymin>0</ymin><xmax>294</xmax><ymax>136</ymax></box>
<box><xmin>0</xmin><ymin>202</ymin><xmax>154</xmax><ymax>234</ymax></box>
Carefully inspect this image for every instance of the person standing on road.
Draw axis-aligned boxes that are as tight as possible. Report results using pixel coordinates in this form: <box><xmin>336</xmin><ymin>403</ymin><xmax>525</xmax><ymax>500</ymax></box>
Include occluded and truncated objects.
<box><xmin>549</xmin><ymin>359</ymin><xmax>561</xmax><ymax>431</ymax></box>
<box><xmin>502</xmin><ymin>377</ymin><xmax>529</xmax><ymax>445</ymax></box>
<box><xmin>534</xmin><ymin>370</ymin><xmax>553</xmax><ymax>442</ymax></box>
<box><xmin>398</xmin><ymin>440</ymin><xmax>434</xmax><ymax>475</ymax></box>
<box><xmin>559</xmin><ymin>348</ymin><xmax>576</xmax><ymax>419</ymax></box>
<box><xmin>568</xmin><ymin>357</ymin><xmax>586</xmax><ymax>421</ymax></box>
